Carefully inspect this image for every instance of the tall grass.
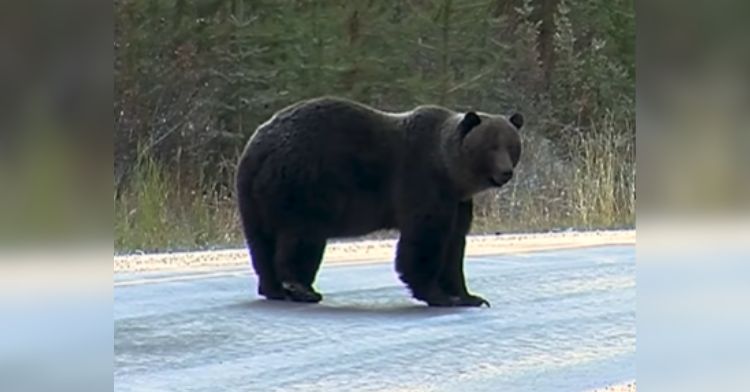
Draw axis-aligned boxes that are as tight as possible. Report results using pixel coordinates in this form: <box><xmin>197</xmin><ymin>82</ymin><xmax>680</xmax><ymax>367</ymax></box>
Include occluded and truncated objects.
<box><xmin>114</xmin><ymin>154</ymin><xmax>241</xmax><ymax>254</ymax></box>
<box><xmin>473</xmin><ymin>114</ymin><xmax>635</xmax><ymax>233</ymax></box>
<box><xmin>114</xmin><ymin>121</ymin><xmax>635</xmax><ymax>253</ymax></box>
<box><xmin>569</xmin><ymin>113</ymin><xmax>635</xmax><ymax>229</ymax></box>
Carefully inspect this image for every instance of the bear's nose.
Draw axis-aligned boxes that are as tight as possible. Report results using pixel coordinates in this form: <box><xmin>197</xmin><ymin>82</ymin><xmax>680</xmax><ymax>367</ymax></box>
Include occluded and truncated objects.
<box><xmin>498</xmin><ymin>169</ymin><xmax>513</xmax><ymax>183</ymax></box>
<box><xmin>491</xmin><ymin>170</ymin><xmax>513</xmax><ymax>187</ymax></box>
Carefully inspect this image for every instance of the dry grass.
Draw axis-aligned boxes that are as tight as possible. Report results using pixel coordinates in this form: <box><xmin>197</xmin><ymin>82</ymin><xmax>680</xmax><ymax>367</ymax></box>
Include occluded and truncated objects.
<box><xmin>114</xmin><ymin>154</ymin><xmax>241</xmax><ymax>253</ymax></box>
<box><xmin>114</xmin><ymin>118</ymin><xmax>634</xmax><ymax>254</ymax></box>
<box><xmin>474</xmin><ymin>113</ymin><xmax>635</xmax><ymax>233</ymax></box>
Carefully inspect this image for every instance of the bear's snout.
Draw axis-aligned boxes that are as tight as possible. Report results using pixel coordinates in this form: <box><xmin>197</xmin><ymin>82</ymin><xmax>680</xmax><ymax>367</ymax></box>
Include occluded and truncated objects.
<box><xmin>490</xmin><ymin>169</ymin><xmax>514</xmax><ymax>187</ymax></box>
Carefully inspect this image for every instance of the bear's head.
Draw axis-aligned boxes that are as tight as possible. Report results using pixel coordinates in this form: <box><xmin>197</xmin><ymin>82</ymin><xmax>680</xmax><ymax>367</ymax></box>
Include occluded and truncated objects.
<box><xmin>445</xmin><ymin>110</ymin><xmax>523</xmax><ymax>198</ymax></box>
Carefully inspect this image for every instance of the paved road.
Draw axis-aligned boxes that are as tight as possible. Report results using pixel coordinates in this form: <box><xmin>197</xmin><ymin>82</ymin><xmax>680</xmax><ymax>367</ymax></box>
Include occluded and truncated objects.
<box><xmin>115</xmin><ymin>245</ymin><xmax>635</xmax><ymax>392</ymax></box>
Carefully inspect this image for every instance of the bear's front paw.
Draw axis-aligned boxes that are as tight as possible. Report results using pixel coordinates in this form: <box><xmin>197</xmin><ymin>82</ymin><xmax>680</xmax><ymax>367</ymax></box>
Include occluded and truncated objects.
<box><xmin>282</xmin><ymin>281</ymin><xmax>323</xmax><ymax>303</ymax></box>
<box><xmin>450</xmin><ymin>294</ymin><xmax>491</xmax><ymax>307</ymax></box>
<box><xmin>412</xmin><ymin>287</ymin><xmax>454</xmax><ymax>307</ymax></box>
<box><xmin>424</xmin><ymin>295</ymin><xmax>456</xmax><ymax>307</ymax></box>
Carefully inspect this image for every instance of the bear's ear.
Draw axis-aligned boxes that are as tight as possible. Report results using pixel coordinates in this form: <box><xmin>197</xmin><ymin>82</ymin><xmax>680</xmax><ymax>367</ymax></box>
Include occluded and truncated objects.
<box><xmin>459</xmin><ymin>112</ymin><xmax>481</xmax><ymax>137</ymax></box>
<box><xmin>509</xmin><ymin>113</ymin><xmax>524</xmax><ymax>130</ymax></box>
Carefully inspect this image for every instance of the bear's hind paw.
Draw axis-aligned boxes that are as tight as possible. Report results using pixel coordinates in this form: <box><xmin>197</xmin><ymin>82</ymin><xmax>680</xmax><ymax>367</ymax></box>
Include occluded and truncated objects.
<box><xmin>258</xmin><ymin>283</ymin><xmax>286</xmax><ymax>300</ymax></box>
<box><xmin>282</xmin><ymin>281</ymin><xmax>323</xmax><ymax>303</ymax></box>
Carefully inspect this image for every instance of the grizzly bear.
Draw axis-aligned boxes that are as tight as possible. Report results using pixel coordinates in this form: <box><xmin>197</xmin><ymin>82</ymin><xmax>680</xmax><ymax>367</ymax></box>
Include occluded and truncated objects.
<box><xmin>236</xmin><ymin>97</ymin><xmax>522</xmax><ymax>307</ymax></box>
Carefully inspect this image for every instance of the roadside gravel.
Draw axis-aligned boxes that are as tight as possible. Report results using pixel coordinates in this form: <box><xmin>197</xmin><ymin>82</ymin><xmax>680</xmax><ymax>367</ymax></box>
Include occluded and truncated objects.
<box><xmin>114</xmin><ymin>229</ymin><xmax>635</xmax><ymax>273</ymax></box>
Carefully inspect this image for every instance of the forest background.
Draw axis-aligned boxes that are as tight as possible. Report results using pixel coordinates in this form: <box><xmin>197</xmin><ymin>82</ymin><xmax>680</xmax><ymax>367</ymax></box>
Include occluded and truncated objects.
<box><xmin>114</xmin><ymin>0</ymin><xmax>635</xmax><ymax>253</ymax></box>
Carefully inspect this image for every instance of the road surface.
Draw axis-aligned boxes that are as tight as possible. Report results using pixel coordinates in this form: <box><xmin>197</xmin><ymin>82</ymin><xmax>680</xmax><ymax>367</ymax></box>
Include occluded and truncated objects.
<box><xmin>115</xmin><ymin>245</ymin><xmax>635</xmax><ymax>391</ymax></box>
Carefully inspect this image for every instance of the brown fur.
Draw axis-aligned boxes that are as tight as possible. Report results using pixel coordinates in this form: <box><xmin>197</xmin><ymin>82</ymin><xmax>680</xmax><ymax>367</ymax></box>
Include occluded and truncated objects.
<box><xmin>236</xmin><ymin>96</ymin><xmax>522</xmax><ymax>306</ymax></box>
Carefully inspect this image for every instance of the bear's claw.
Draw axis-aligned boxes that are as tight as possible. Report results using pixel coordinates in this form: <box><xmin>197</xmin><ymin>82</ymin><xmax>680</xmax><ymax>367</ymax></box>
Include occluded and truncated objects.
<box><xmin>281</xmin><ymin>281</ymin><xmax>323</xmax><ymax>303</ymax></box>
<box><xmin>450</xmin><ymin>294</ymin><xmax>490</xmax><ymax>307</ymax></box>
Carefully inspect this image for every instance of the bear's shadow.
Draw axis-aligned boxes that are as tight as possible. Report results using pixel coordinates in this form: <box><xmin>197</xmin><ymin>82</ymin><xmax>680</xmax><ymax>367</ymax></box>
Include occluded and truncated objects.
<box><xmin>234</xmin><ymin>299</ymin><xmax>475</xmax><ymax>320</ymax></box>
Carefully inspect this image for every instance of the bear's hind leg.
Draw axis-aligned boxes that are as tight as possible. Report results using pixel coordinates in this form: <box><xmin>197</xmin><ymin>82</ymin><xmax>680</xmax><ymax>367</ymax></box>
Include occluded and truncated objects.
<box><xmin>275</xmin><ymin>232</ymin><xmax>326</xmax><ymax>303</ymax></box>
<box><xmin>295</xmin><ymin>237</ymin><xmax>327</xmax><ymax>289</ymax></box>
<box><xmin>236</xmin><ymin>170</ymin><xmax>284</xmax><ymax>300</ymax></box>
<box><xmin>248</xmin><ymin>232</ymin><xmax>285</xmax><ymax>300</ymax></box>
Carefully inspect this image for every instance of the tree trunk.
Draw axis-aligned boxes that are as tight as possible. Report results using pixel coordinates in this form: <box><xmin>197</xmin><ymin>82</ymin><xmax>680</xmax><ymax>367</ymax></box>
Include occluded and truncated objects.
<box><xmin>537</xmin><ymin>0</ymin><xmax>558</xmax><ymax>89</ymax></box>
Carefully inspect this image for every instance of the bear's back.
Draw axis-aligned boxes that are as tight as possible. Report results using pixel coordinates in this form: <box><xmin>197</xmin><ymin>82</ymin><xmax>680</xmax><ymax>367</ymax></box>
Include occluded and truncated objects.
<box><xmin>241</xmin><ymin>97</ymin><xmax>418</xmax><ymax>235</ymax></box>
<box><xmin>248</xmin><ymin>97</ymin><xmax>403</xmax><ymax>162</ymax></box>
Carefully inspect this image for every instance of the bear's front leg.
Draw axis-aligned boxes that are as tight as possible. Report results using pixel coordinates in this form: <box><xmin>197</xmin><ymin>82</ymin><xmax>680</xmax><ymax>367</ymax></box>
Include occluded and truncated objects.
<box><xmin>439</xmin><ymin>201</ymin><xmax>490</xmax><ymax>307</ymax></box>
<box><xmin>395</xmin><ymin>209</ymin><xmax>457</xmax><ymax>306</ymax></box>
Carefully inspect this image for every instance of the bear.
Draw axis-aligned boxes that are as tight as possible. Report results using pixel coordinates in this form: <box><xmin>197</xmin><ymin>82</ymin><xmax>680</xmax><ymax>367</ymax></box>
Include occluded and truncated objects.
<box><xmin>236</xmin><ymin>96</ymin><xmax>523</xmax><ymax>307</ymax></box>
